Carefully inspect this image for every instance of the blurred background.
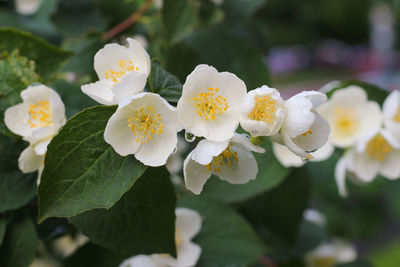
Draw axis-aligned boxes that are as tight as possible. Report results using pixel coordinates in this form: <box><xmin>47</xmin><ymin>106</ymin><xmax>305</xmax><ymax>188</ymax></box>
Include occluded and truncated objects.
<box><xmin>1</xmin><ymin>0</ymin><xmax>400</xmax><ymax>266</ymax></box>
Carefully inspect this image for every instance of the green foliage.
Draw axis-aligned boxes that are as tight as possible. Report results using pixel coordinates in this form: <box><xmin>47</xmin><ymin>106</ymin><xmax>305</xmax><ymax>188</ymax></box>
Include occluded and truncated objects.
<box><xmin>0</xmin><ymin>218</ymin><xmax>6</xmax><ymax>246</ymax></box>
<box><xmin>201</xmin><ymin>140</ymin><xmax>290</xmax><ymax>202</ymax></box>
<box><xmin>163</xmin><ymin>0</ymin><xmax>198</xmax><ymax>44</ymax></box>
<box><xmin>65</xmin><ymin>243</ymin><xmax>125</xmax><ymax>267</ymax></box>
<box><xmin>0</xmin><ymin>28</ymin><xmax>72</xmax><ymax>80</ymax></box>
<box><xmin>0</xmin><ymin>217</ymin><xmax>38</xmax><ymax>267</ymax></box>
<box><xmin>179</xmin><ymin>196</ymin><xmax>266</xmax><ymax>267</ymax></box>
<box><xmin>69</xmin><ymin>167</ymin><xmax>177</xmax><ymax>257</ymax></box>
<box><xmin>222</xmin><ymin>0</ymin><xmax>266</xmax><ymax>20</ymax></box>
<box><xmin>0</xmin><ymin>50</ymin><xmax>40</xmax><ymax>135</ymax></box>
<box><xmin>147</xmin><ymin>61</ymin><xmax>183</xmax><ymax>103</ymax></box>
<box><xmin>38</xmin><ymin>106</ymin><xmax>147</xmax><ymax>222</ymax></box>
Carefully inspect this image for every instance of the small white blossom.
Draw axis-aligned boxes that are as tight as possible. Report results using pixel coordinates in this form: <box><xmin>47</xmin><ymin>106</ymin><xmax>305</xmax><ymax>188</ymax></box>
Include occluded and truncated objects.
<box><xmin>335</xmin><ymin>129</ymin><xmax>400</xmax><ymax>196</ymax></box>
<box><xmin>81</xmin><ymin>38</ymin><xmax>150</xmax><ymax>105</ymax></box>
<box><xmin>119</xmin><ymin>208</ymin><xmax>202</xmax><ymax>267</ymax></box>
<box><xmin>318</xmin><ymin>86</ymin><xmax>382</xmax><ymax>148</ymax></box>
<box><xmin>303</xmin><ymin>209</ymin><xmax>326</xmax><ymax>226</ymax></box>
<box><xmin>4</xmin><ymin>84</ymin><xmax>66</xmax><ymax>144</ymax></box>
<box><xmin>383</xmin><ymin>90</ymin><xmax>400</xmax><ymax>140</ymax></box>
<box><xmin>239</xmin><ymin>85</ymin><xmax>285</xmax><ymax>137</ymax></box>
<box><xmin>272</xmin><ymin>142</ymin><xmax>334</xmax><ymax>168</ymax></box>
<box><xmin>104</xmin><ymin>93</ymin><xmax>181</xmax><ymax>167</ymax></box>
<box><xmin>15</xmin><ymin>0</ymin><xmax>42</xmax><ymax>15</ymax></box>
<box><xmin>177</xmin><ymin>65</ymin><xmax>246</xmax><ymax>142</ymax></box>
<box><xmin>183</xmin><ymin>133</ymin><xmax>265</xmax><ymax>195</ymax></box>
<box><xmin>277</xmin><ymin>91</ymin><xmax>331</xmax><ymax>159</ymax></box>
<box><xmin>305</xmin><ymin>239</ymin><xmax>357</xmax><ymax>267</ymax></box>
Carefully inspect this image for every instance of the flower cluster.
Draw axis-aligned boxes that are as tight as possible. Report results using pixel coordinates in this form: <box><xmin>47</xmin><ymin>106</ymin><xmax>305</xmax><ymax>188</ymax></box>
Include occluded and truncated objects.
<box><xmin>80</xmin><ymin>38</ymin><xmax>331</xmax><ymax>196</ymax></box>
<box><xmin>4</xmin><ymin>84</ymin><xmax>66</xmax><ymax>184</ymax></box>
<box><xmin>316</xmin><ymin>86</ymin><xmax>400</xmax><ymax>196</ymax></box>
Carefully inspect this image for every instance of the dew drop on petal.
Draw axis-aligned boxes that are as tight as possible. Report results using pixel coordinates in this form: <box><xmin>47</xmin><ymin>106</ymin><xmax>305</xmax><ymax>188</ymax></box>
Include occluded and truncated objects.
<box><xmin>172</xmin><ymin>146</ymin><xmax>178</xmax><ymax>154</ymax></box>
<box><xmin>185</xmin><ymin>131</ymin><xmax>196</xmax><ymax>142</ymax></box>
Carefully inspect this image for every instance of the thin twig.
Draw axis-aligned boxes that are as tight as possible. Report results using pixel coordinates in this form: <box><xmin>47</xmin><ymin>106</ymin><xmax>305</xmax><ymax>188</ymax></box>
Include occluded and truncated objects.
<box><xmin>102</xmin><ymin>0</ymin><xmax>154</xmax><ymax>40</ymax></box>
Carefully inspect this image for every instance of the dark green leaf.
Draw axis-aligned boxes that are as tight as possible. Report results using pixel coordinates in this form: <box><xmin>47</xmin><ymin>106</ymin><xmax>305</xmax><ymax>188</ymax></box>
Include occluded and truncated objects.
<box><xmin>148</xmin><ymin>61</ymin><xmax>182</xmax><ymax>103</ymax></box>
<box><xmin>38</xmin><ymin>106</ymin><xmax>147</xmax><ymax>222</ymax></box>
<box><xmin>69</xmin><ymin>167</ymin><xmax>177</xmax><ymax>256</ymax></box>
<box><xmin>0</xmin><ymin>28</ymin><xmax>72</xmax><ymax>80</ymax></box>
<box><xmin>239</xmin><ymin>168</ymin><xmax>310</xmax><ymax>244</ymax></box>
<box><xmin>325</xmin><ymin>80</ymin><xmax>389</xmax><ymax>105</ymax></box>
<box><xmin>0</xmin><ymin>171</ymin><xmax>37</xmax><ymax>213</ymax></box>
<box><xmin>222</xmin><ymin>0</ymin><xmax>266</xmax><ymax>20</ymax></box>
<box><xmin>0</xmin><ymin>217</ymin><xmax>38</xmax><ymax>267</ymax></box>
<box><xmin>0</xmin><ymin>50</ymin><xmax>40</xmax><ymax>135</ymax></box>
<box><xmin>201</xmin><ymin>140</ymin><xmax>290</xmax><ymax>202</ymax></box>
<box><xmin>93</xmin><ymin>0</ymin><xmax>142</xmax><ymax>25</ymax></box>
<box><xmin>64</xmin><ymin>243</ymin><xmax>125</xmax><ymax>267</ymax></box>
<box><xmin>0</xmin><ymin>217</ymin><xmax>6</xmax><ymax>247</ymax></box>
<box><xmin>336</xmin><ymin>260</ymin><xmax>372</xmax><ymax>267</ymax></box>
<box><xmin>179</xmin><ymin>196</ymin><xmax>266</xmax><ymax>267</ymax></box>
<box><xmin>163</xmin><ymin>0</ymin><xmax>198</xmax><ymax>44</ymax></box>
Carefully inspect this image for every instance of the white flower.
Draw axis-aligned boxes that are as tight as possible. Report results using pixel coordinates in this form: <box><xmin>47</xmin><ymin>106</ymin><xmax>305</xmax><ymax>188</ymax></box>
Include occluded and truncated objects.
<box><xmin>104</xmin><ymin>93</ymin><xmax>181</xmax><ymax>167</ymax></box>
<box><xmin>239</xmin><ymin>85</ymin><xmax>285</xmax><ymax>137</ymax></box>
<box><xmin>318</xmin><ymin>86</ymin><xmax>382</xmax><ymax>148</ymax></box>
<box><xmin>15</xmin><ymin>0</ymin><xmax>42</xmax><ymax>15</ymax></box>
<box><xmin>81</xmin><ymin>38</ymin><xmax>150</xmax><ymax>105</ymax></box>
<box><xmin>119</xmin><ymin>208</ymin><xmax>202</xmax><ymax>267</ymax></box>
<box><xmin>383</xmin><ymin>90</ymin><xmax>400</xmax><ymax>140</ymax></box>
<box><xmin>166</xmin><ymin>136</ymin><xmax>188</xmax><ymax>175</ymax></box>
<box><xmin>305</xmin><ymin>239</ymin><xmax>357</xmax><ymax>267</ymax></box>
<box><xmin>278</xmin><ymin>91</ymin><xmax>331</xmax><ymax>159</ymax></box>
<box><xmin>177</xmin><ymin>65</ymin><xmax>246</xmax><ymax>142</ymax></box>
<box><xmin>52</xmin><ymin>234</ymin><xmax>89</xmax><ymax>258</ymax></box>
<box><xmin>183</xmin><ymin>133</ymin><xmax>265</xmax><ymax>195</ymax></box>
<box><xmin>272</xmin><ymin>142</ymin><xmax>334</xmax><ymax>168</ymax></box>
<box><xmin>303</xmin><ymin>209</ymin><xmax>326</xmax><ymax>226</ymax></box>
<box><xmin>335</xmin><ymin>129</ymin><xmax>400</xmax><ymax>196</ymax></box>
<box><xmin>4</xmin><ymin>84</ymin><xmax>66</xmax><ymax>144</ymax></box>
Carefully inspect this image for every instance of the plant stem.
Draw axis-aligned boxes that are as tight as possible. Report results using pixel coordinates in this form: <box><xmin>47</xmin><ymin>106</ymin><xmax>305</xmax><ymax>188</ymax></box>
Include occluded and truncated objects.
<box><xmin>102</xmin><ymin>0</ymin><xmax>154</xmax><ymax>41</ymax></box>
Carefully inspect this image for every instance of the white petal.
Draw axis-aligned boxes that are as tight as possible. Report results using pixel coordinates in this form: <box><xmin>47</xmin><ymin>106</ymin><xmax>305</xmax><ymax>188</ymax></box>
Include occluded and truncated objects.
<box><xmin>4</xmin><ymin>103</ymin><xmax>32</xmax><ymax>137</ymax></box>
<box><xmin>283</xmin><ymin>95</ymin><xmax>315</xmax><ymax>138</ymax></box>
<box><xmin>24</xmin><ymin>126</ymin><xmax>55</xmax><ymax>144</ymax></box>
<box><xmin>281</xmin><ymin>132</ymin><xmax>311</xmax><ymax>159</ymax></box>
<box><xmin>127</xmin><ymin>38</ymin><xmax>151</xmax><ymax>75</ymax></box>
<box><xmin>81</xmin><ymin>81</ymin><xmax>114</xmax><ymax>105</ymax></box>
<box><xmin>294</xmin><ymin>90</ymin><xmax>327</xmax><ymax>108</ymax></box>
<box><xmin>383</xmin><ymin>90</ymin><xmax>400</xmax><ymax>119</ymax></box>
<box><xmin>175</xmin><ymin>241</ymin><xmax>201</xmax><ymax>267</ymax></box>
<box><xmin>104</xmin><ymin>106</ymin><xmax>141</xmax><ymax>156</ymax></box>
<box><xmin>191</xmin><ymin>139</ymin><xmax>229</xmax><ymax>165</ymax></box>
<box><xmin>18</xmin><ymin>146</ymin><xmax>43</xmax><ymax>173</ymax></box>
<box><xmin>380</xmin><ymin>149</ymin><xmax>400</xmax><ymax>179</ymax></box>
<box><xmin>94</xmin><ymin>43</ymin><xmax>132</xmax><ymax>80</ymax></box>
<box><xmin>112</xmin><ymin>71</ymin><xmax>148</xmax><ymax>104</ymax></box>
<box><xmin>231</xmin><ymin>133</ymin><xmax>265</xmax><ymax>153</ymax></box>
<box><xmin>310</xmin><ymin>142</ymin><xmax>334</xmax><ymax>162</ymax></box>
<box><xmin>34</xmin><ymin>138</ymin><xmax>51</xmax><ymax>155</ymax></box>
<box><xmin>135</xmin><ymin>127</ymin><xmax>178</xmax><ymax>167</ymax></box>
<box><xmin>347</xmin><ymin>151</ymin><xmax>380</xmax><ymax>183</ymax></box>
<box><xmin>175</xmin><ymin>208</ymin><xmax>202</xmax><ymax>241</ymax></box>
<box><xmin>272</xmin><ymin>143</ymin><xmax>304</xmax><ymax>168</ymax></box>
<box><xmin>49</xmin><ymin>87</ymin><xmax>66</xmax><ymax>130</ymax></box>
<box><xmin>183</xmin><ymin>152</ymin><xmax>212</xmax><ymax>195</ymax></box>
<box><xmin>217</xmin><ymin>142</ymin><xmax>258</xmax><ymax>184</ymax></box>
<box><xmin>21</xmin><ymin>84</ymin><xmax>50</xmax><ymax>103</ymax></box>
<box><xmin>119</xmin><ymin>255</ymin><xmax>161</xmax><ymax>267</ymax></box>
<box><xmin>334</xmin><ymin>152</ymin><xmax>351</xmax><ymax>197</ymax></box>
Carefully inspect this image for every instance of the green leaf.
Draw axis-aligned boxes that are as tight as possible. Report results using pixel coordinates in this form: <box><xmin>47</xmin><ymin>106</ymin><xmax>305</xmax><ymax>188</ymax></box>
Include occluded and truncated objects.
<box><xmin>148</xmin><ymin>61</ymin><xmax>182</xmax><ymax>103</ymax></box>
<box><xmin>93</xmin><ymin>0</ymin><xmax>142</xmax><ymax>25</ymax></box>
<box><xmin>222</xmin><ymin>0</ymin><xmax>266</xmax><ymax>20</ymax></box>
<box><xmin>69</xmin><ymin>167</ymin><xmax>177</xmax><ymax>256</ymax></box>
<box><xmin>0</xmin><ymin>28</ymin><xmax>72</xmax><ymax>80</ymax></box>
<box><xmin>186</xmin><ymin>24</ymin><xmax>270</xmax><ymax>89</ymax></box>
<box><xmin>0</xmin><ymin>171</ymin><xmax>37</xmax><ymax>213</ymax></box>
<box><xmin>201</xmin><ymin>140</ymin><xmax>290</xmax><ymax>202</ymax></box>
<box><xmin>179</xmin><ymin>196</ymin><xmax>266</xmax><ymax>267</ymax></box>
<box><xmin>337</xmin><ymin>261</ymin><xmax>373</xmax><ymax>267</ymax></box>
<box><xmin>0</xmin><ymin>134</ymin><xmax>26</xmax><ymax>173</ymax></box>
<box><xmin>325</xmin><ymin>80</ymin><xmax>389</xmax><ymax>105</ymax></box>
<box><xmin>163</xmin><ymin>0</ymin><xmax>198</xmax><ymax>44</ymax></box>
<box><xmin>38</xmin><ymin>106</ymin><xmax>147</xmax><ymax>222</ymax></box>
<box><xmin>64</xmin><ymin>243</ymin><xmax>125</xmax><ymax>267</ymax></box>
<box><xmin>0</xmin><ymin>50</ymin><xmax>40</xmax><ymax>135</ymax></box>
<box><xmin>0</xmin><ymin>217</ymin><xmax>38</xmax><ymax>267</ymax></box>
<box><xmin>0</xmin><ymin>218</ymin><xmax>6</xmax><ymax>247</ymax></box>
<box><xmin>239</xmin><ymin>168</ymin><xmax>310</xmax><ymax>245</ymax></box>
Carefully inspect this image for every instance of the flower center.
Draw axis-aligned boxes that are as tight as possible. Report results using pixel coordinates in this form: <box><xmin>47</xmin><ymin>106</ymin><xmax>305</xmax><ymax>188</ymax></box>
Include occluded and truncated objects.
<box><xmin>312</xmin><ymin>257</ymin><xmax>336</xmax><ymax>267</ymax></box>
<box><xmin>128</xmin><ymin>106</ymin><xmax>163</xmax><ymax>144</ymax></box>
<box><xmin>193</xmin><ymin>87</ymin><xmax>228</xmax><ymax>120</ymax></box>
<box><xmin>104</xmin><ymin>60</ymin><xmax>139</xmax><ymax>84</ymax></box>
<box><xmin>27</xmin><ymin>100</ymin><xmax>53</xmax><ymax>128</ymax></box>
<box><xmin>393</xmin><ymin>106</ymin><xmax>400</xmax><ymax>123</ymax></box>
<box><xmin>248</xmin><ymin>95</ymin><xmax>276</xmax><ymax>123</ymax></box>
<box><xmin>302</xmin><ymin>129</ymin><xmax>313</xmax><ymax>136</ymax></box>
<box><xmin>366</xmin><ymin>134</ymin><xmax>393</xmax><ymax>161</ymax></box>
<box><xmin>207</xmin><ymin>143</ymin><xmax>239</xmax><ymax>173</ymax></box>
<box><xmin>334</xmin><ymin>107</ymin><xmax>359</xmax><ymax>135</ymax></box>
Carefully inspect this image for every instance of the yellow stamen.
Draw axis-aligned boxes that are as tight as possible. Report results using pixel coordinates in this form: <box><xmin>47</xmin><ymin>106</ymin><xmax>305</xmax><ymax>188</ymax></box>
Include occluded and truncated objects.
<box><xmin>128</xmin><ymin>106</ymin><xmax>163</xmax><ymax>144</ymax></box>
<box><xmin>366</xmin><ymin>134</ymin><xmax>393</xmax><ymax>161</ymax></box>
<box><xmin>104</xmin><ymin>60</ymin><xmax>139</xmax><ymax>84</ymax></box>
<box><xmin>193</xmin><ymin>88</ymin><xmax>228</xmax><ymax>120</ymax></box>
<box><xmin>248</xmin><ymin>95</ymin><xmax>276</xmax><ymax>123</ymax></box>
<box><xmin>27</xmin><ymin>100</ymin><xmax>53</xmax><ymax>128</ymax></box>
<box><xmin>206</xmin><ymin>143</ymin><xmax>239</xmax><ymax>173</ymax></box>
<box><xmin>302</xmin><ymin>129</ymin><xmax>313</xmax><ymax>136</ymax></box>
<box><xmin>334</xmin><ymin>107</ymin><xmax>359</xmax><ymax>136</ymax></box>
